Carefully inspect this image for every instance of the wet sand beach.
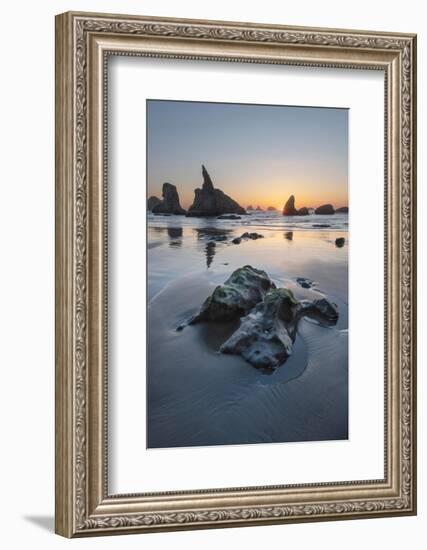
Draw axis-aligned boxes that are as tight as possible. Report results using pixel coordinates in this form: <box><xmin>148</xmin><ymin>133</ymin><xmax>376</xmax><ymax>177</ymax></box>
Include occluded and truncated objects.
<box><xmin>147</xmin><ymin>211</ymin><xmax>348</xmax><ymax>448</ymax></box>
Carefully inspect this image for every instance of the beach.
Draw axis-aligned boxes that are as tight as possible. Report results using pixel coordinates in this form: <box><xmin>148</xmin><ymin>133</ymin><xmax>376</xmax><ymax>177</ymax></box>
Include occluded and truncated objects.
<box><xmin>147</xmin><ymin>210</ymin><xmax>348</xmax><ymax>448</ymax></box>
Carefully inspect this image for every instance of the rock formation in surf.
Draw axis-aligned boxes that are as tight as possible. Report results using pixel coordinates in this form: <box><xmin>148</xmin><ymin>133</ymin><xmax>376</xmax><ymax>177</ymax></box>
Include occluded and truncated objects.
<box><xmin>336</xmin><ymin>206</ymin><xmax>349</xmax><ymax>213</ymax></box>
<box><xmin>152</xmin><ymin>182</ymin><xmax>186</xmax><ymax>215</ymax></box>
<box><xmin>187</xmin><ymin>165</ymin><xmax>246</xmax><ymax>217</ymax></box>
<box><xmin>297</xmin><ymin>207</ymin><xmax>309</xmax><ymax>216</ymax></box>
<box><xmin>315</xmin><ymin>204</ymin><xmax>335</xmax><ymax>215</ymax></box>
<box><xmin>232</xmin><ymin>232</ymin><xmax>264</xmax><ymax>245</ymax></box>
<box><xmin>282</xmin><ymin>195</ymin><xmax>309</xmax><ymax>216</ymax></box>
<box><xmin>147</xmin><ymin>195</ymin><xmax>161</xmax><ymax>211</ymax></box>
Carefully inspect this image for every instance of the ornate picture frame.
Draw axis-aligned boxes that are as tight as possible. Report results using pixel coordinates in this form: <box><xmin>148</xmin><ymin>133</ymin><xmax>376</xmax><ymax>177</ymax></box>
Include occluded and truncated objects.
<box><xmin>55</xmin><ymin>11</ymin><xmax>417</xmax><ymax>537</ymax></box>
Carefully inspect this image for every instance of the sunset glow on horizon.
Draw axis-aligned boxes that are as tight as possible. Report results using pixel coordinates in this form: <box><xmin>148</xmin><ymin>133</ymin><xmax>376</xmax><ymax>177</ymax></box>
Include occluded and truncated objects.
<box><xmin>147</xmin><ymin>100</ymin><xmax>348</xmax><ymax>210</ymax></box>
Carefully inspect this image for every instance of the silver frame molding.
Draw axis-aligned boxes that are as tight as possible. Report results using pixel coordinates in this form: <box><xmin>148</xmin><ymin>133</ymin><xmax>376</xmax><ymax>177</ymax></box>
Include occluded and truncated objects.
<box><xmin>55</xmin><ymin>11</ymin><xmax>417</xmax><ymax>538</ymax></box>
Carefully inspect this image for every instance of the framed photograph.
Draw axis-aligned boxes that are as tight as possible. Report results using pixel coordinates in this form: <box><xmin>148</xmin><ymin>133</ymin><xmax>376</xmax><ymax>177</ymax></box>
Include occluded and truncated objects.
<box><xmin>55</xmin><ymin>11</ymin><xmax>417</xmax><ymax>537</ymax></box>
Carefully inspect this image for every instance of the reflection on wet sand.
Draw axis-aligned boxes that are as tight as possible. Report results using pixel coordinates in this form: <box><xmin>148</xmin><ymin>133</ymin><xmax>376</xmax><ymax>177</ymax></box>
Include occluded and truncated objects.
<box><xmin>205</xmin><ymin>241</ymin><xmax>216</xmax><ymax>268</ymax></box>
<box><xmin>194</xmin><ymin>226</ymin><xmax>235</xmax><ymax>268</ymax></box>
<box><xmin>167</xmin><ymin>227</ymin><xmax>183</xmax><ymax>248</ymax></box>
<box><xmin>149</xmin><ymin>226</ymin><xmax>183</xmax><ymax>248</ymax></box>
<box><xmin>194</xmin><ymin>227</ymin><xmax>233</xmax><ymax>241</ymax></box>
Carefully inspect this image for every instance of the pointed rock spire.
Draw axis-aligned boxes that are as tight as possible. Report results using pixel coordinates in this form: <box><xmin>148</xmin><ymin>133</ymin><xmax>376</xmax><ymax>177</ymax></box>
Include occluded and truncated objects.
<box><xmin>283</xmin><ymin>195</ymin><xmax>297</xmax><ymax>216</ymax></box>
<box><xmin>201</xmin><ymin>164</ymin><xmax>214</xmax><ymax>191</ymax></box>
<box><xmin>187</xmin><ymin>165</ymin><xmax>246</xmax><ymax>217</ymax></box>
<box><xmin>282</xmin><ymin>195</ymin><xmax>310</xmax><ymax>216</ymax></box>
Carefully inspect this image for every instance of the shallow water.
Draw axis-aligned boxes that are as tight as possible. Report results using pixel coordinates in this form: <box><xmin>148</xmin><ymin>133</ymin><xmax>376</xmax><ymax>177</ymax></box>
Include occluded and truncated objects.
<box><xmin>147</xmin><ymin>211</ymin><xmax>348</xmax><ymax>448</ymax></box>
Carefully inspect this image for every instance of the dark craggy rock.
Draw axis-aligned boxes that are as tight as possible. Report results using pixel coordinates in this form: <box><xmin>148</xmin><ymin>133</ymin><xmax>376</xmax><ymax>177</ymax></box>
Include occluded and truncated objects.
<box><xmin>335</xmin><ymin>237</ymin><xmax>345</xmax><ymax>248</ymax></box>
<box><xmin>221</xmin><ymin>288</ymin><xmax>299</xmax><ymax>368</ymax></box>
<box><xmin>187</xmin><ymin>165</ymin><xmax>246</xmax><ymax>217</ymax></box>
<box><xmin>232</xmin><ymin>232</ymin><xmax>264</xmax><ymax>245</ymax></box>
<box><xmin>336</xmin><ymin>206</ymin><xmax>349</xmax><ymax>214</ymax></box>
<box><xmin>188</xmin><ymin>267</ymin><xmax>339</xmax><ymax>369</ymax></box>
<box><xmin>300</xmin><ymin>297</ymin><xmax>339</xmax><ymax>326</ymax></box>
<box><xmin>315</xmin><ymin>204</ymin><xmax>335</xmax><ymax>215</ymax></box>
<box><xmin>190</xmin><ymin>266</ymin><xmax>275</xmax><ymax>324</ymax></box>
<box><xmin>296</xmin><ymin>277</ymin><xmax>314</xmax><ymax>289</ymax></box>
<box><xmin>147</xmin><ymin>196</ymin><xmax>161</xmax><ymax>211</ymax></box>
<box><xmin>152</xmin><ymin>183</ymin><xmax>186</xmax><ymax>215</ymax></box>
<box><xmin>241</xmin><ymin>232</ymin><xmax>264</xmax><ymax>240</ymax></box>
<box><xmin>282</xmin><ymin>195</ymin><xmax>298</xmax><ymax>216</ymax></box>
<box><xmin>283</xmin><ymin>195</ymin><xmax>309</xmax><ymax>216</ymax></box>
<box><xmin>220</xmin><ymin>289</ymin><xmax>338</xmax><ymax>370</ymax></box>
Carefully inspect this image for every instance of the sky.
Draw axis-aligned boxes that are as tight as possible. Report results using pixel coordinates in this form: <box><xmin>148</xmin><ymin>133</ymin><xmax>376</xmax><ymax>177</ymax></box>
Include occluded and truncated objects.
<box><xmin>147</xmin><ymin>100</ymin><xmax>348</xmax><ymax>210</ymax></box>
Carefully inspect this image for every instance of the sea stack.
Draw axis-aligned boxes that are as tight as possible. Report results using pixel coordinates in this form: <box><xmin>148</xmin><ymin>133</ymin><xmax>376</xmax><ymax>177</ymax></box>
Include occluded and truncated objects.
<box><xmin>336</xmin><ymin>206</ymin><xmax>349</xmax><ymax>213</ymax></box>
<box><xmin>297</xmin><ymin>207</ymin><xmax>309</xmax><ymax>216</ymax></box>
<box><xmin>282</xmin><ymin>195</ymin><xmax>309</xmax><ymax>216</ymax></box>
<box><xmin>283</xmin><ymin>195</ymin><xmax>298</xmax><ymax>216</ymax></box>
<box><xmin>152</xmin><ymin>182</ymin><xmax>186</xmax><ymax>215</ymax></box>
<box><xmin>187</xmin><ymin>165</ymin><xmax>246</xmax><ymax>217</ymax></box>
<box><xmin>315</xmin><ymin>204</ymin><xmax>335</xmax><ymax>215</ymax></box>
<box><xmin>147</xmin><ymin>196</ymin><xmax>161</xmax><ymax>211</ymax></box>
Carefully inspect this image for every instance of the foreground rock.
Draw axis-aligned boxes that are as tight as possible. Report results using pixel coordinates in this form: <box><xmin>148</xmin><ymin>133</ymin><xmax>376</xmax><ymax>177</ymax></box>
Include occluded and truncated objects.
<box><xmin>190</xmin><ymin>266</ymin><xmax>275</xmax><ymax>323</ymax></box>
<box><xmin>315</xmin><ymin>204</ymin><xmax>335</xmax><ymax>215</ymax></box>
<box><xmin>152</xmin><ymin>183</ymin><xmax>186</xmax><ymax>215</ymax></box>
<box><xmin>283</xmin><ymin>195</ymin><xmax>310</xmax><ymax>216</ymax></box>
<box><xmin>147</xmin><ymin>196</ymin><xmax>161</xmax><ymax>211</ymax></box>
<box><xmin>187</xmin><ymin>165</ymin><xmax>246</xmax><ymax>217</ymax></box>
<box><xmin>221</xmin><ymin>289</ymin><xmax>338</xmax><ymax>370</ymax></box>
<box><xmin>335</xmin><ymin>237</ymin><xmax>345</xmax><ymax>247</ymax></box>
<box><xmin>188</xmin><ymin>266</ymin><xmax>339</xmax><ymax>369</ymax></box>
<box><xmin>336</xmin><ymin>206</ymin><xmax>349</xmax><ymax>213</ymax></box>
